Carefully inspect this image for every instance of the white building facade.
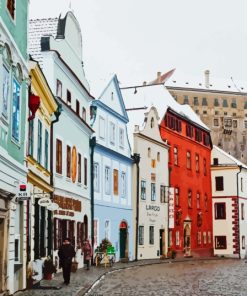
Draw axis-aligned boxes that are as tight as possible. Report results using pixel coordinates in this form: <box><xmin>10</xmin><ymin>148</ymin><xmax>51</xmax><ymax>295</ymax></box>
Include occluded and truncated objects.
<box><xmin>29</xmin><ymin>12</ymin><xmax>94</xmax><ymax>268</ymax></box>
<box><xmin>212</xmin><ymin>145</ymin><xmax>247</xmax><ymax>258</ymax></box>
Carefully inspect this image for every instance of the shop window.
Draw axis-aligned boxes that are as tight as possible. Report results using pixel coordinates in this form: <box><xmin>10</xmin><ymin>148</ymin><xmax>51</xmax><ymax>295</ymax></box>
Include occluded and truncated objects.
<box><xmin>139</xmin><ymin>226</ymin><xmax>144</xmax><ymax>245</ymax></box>
<box><xmin>215</xmin><ymin>176</ymin><xmax>224</xmax><ymax>191</ymax></box>
<box><xmin>215</xmin><ymin>203</ymin><xmax>226</xmax><ymax>219</ymax></box>
<box><xmin>215</xmin><ymin>236</ymin><xmax>226</xmax><ymax>249</ymax></box>
<box><xmin>149</xmin><ymin>226</ymin><xmax>154</xmax><ymax>244</ymax></box>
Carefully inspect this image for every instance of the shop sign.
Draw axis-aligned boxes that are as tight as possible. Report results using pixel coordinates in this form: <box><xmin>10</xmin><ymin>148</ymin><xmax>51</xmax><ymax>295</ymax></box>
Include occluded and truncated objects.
<box><xmin>38</xmin><ymin>197</ymin><xmax>52</xmax><ymax>207</ymax></box>
<box><xmin>47</xmin><ymin>202</ymin><xmax>59</xmax><ymax>211</ymax></box>
<box><xmin>15</xmin><ymin>184</ymin><xmax>30</xmax><ymax>202</ymax></box>
<box><xmin>168</xmin><ymin>187</ymin><xmax>175</xmax><ymax>229</ymax></box>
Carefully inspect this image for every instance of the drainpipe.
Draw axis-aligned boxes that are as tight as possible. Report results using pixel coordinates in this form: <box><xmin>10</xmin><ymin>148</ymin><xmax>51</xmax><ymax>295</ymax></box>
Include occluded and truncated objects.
<box><xmin>236</xmin><ymin>165</ymin><xmax>242</xmax><ymax>259</ymax></box>
<box><xmin>132</xmin><ymin>153</ymin><xmax>140</xmax><ymax>261</ymax></box>
<box><xmin>90</xmin><ymin>136</ymin><xmax>96</xmax><ymax>265</ymax></box>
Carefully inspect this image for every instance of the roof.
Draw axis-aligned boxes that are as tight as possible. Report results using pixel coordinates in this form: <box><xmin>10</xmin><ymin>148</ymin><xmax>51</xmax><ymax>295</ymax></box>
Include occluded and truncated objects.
<box><xmin>164</xmin><ymin>70</ymin><xmax>247</xmax><ymax>94</ymax></box>
<box><xmin>29</xmin><ymin>18</ymin><xmax>59</xmax><ymax>67</ymax></box>
<box><xmin>213</xmin><ymin>145</ymin><xmax>247</xmax><ymax>169</ymax></box>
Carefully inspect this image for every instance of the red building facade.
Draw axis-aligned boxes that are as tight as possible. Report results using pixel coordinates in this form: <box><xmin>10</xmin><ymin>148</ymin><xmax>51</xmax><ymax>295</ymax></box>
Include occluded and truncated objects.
<box><xmin>160</xmin><ymin>107</ymin><xmax>213</xmax><ymax>257</ymax></box>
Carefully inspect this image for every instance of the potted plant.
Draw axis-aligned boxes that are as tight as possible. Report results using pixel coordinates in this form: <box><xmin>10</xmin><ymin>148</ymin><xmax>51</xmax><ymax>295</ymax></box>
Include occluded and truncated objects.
<box><xmin>43</xmin><ymin>256</ymin><xmax>56</xmax><ymax>280</ymax></box>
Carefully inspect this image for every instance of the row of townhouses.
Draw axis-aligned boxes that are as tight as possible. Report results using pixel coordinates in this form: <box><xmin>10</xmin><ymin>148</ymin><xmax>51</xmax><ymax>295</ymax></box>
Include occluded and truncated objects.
<box><xmin>1</xmin><ymin>1</ymin><xmax>247</xmax><ymax>295</ymax></box>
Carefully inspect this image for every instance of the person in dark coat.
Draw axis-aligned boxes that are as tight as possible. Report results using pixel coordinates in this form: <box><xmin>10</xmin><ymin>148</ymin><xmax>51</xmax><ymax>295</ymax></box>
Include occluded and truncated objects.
<box><xmin>82</xmin><ymin>239</ymin><xmax>92</xmax><ymax>270</ymax></box>
<box><xmin>58</xmin><ymin>238</ymin><xmax>76</xmax><ymax>285</ymax></box>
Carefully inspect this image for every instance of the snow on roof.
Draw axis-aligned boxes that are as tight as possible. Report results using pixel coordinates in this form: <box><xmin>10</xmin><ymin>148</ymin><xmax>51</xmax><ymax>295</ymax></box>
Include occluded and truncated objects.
<box><xmin>122</xmin><ymin>84</ymin><xmax>209</xmax><ymax>152</ymax></box>
<box><xmin>29</xmin><ymin>18</ymin><xmax>59</xmax><ymax>67</ymax></box>
<box><xmin>213</xmin><ymin>145</ymin><xmax>247</xmax><ymax>169</ymax></box>
<box><xmin>164</xmin><ymin>70</ymin><xmax>247</xmax><ymax>93</ymax></box>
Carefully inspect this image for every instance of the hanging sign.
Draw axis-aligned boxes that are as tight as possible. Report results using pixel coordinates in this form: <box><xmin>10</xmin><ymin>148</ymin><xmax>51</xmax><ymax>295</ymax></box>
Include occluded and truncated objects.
<box><xmin>38</xmin><ymin>197</ymin><xmax>52</xmax><ymax>207</ymax></box>
<box><xmin>168</xmin><ymin>187</ymin><xmax>175</xmax><ymax>229</ymax></box>
<box><xmin>15</xmin><ymin>184</ymin><xmax>30</xmax><ymax>202</ymax></box>
<box><xmin>47</xmin><ymin>202</ymin><xmax>59</xmax><ymax>211</ymax></box>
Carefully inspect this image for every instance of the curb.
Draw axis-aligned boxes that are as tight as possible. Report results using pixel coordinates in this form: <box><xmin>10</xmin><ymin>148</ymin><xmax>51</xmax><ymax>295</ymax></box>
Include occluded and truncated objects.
<box><xmin>80</xmin><ymin>257</ymin><xmax>237</xmax><ymax>295</ymax></box>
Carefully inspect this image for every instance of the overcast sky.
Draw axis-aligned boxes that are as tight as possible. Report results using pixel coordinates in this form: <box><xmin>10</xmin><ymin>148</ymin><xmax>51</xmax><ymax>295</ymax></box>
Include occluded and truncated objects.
<box><xmin>29</xmin><ymin>0</ymin><xmax>247</xmax><ymax>88</ymax></box>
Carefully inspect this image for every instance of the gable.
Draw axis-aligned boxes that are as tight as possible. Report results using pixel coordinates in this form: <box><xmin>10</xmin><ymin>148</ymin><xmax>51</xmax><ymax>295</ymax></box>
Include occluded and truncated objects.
<box><xmin>98</xmin><ymin>75</ymin><xmax>128</xmax><ymax>121</ymax></box>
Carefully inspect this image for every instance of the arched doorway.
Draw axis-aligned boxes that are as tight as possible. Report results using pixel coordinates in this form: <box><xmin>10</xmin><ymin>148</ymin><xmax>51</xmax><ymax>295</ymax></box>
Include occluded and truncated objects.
<box><xmin>119</xmin><ymin>221</ymin><xmax>128</xmax><ymax>260</ymax></box>
<box><xmin>184</xmin><ymin>223</ymin><xmax>191</xmax><ymax>256</ymax></box>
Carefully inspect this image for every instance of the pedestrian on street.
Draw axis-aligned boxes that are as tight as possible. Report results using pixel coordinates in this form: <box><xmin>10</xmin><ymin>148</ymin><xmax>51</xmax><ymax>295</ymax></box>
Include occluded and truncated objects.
<box><xmin>82</xmin><ymin>239</ymin><xmax>93</xmax><ymax>270</ymax></box>
<box><xmin>58</xmin><ymin>238</ymin><xmax>76</xmax><ymax>285</ymax></box>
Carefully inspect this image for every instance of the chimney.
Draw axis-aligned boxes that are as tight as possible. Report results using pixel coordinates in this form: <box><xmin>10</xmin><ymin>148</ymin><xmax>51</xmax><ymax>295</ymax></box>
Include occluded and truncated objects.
<box><xmin>157</xmin><ymin>71</ymin><xmax>161</xmax><ymax>83</ymax></box>
<box><xmin>204</xmin><ymin>70</ymin><xmax>210</xmax><ymax>88</ymax></box>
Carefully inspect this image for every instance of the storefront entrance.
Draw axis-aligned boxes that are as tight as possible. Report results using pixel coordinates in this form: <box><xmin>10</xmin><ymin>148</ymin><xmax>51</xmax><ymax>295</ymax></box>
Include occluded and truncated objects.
<box><xmin>159</xmin><ymin>229</ymin><xmax>165</xmax><ymax>256</ymax></box>
<box><xmin>184</xmin><ymin>223</ymin><xmax>191</xmax><ymax>256</ymax></box>
<box><xmin>119</xmin><ymin>221</ymin><xmax>128</xmax><ymax>259</ymax></box>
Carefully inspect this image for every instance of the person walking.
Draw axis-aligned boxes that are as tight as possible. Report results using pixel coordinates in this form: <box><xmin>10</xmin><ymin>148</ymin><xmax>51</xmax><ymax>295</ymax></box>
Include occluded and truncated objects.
<box><xmin>82</xmin><ymin>239</ymin><xmax>92</xmax><ymax>270</ymax></box>
<box><xmin>58</xmin><ymin>238</ymin><xmax>76</xmax><ymax>285</ymax></box>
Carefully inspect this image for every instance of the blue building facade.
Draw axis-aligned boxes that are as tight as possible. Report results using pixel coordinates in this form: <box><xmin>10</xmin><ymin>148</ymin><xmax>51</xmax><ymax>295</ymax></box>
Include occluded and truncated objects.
<box><xmin>91</xmin><ymin>75</ymin><xmax>133</xmax><ymax>261</ymax></box>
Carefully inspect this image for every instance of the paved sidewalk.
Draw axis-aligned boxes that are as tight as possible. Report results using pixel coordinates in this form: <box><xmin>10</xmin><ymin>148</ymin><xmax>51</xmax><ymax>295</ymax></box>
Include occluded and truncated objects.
<box><xmin>14</xmin><ymin>257</ymin><xmax>233</xmax><ymax>296</ymax></box>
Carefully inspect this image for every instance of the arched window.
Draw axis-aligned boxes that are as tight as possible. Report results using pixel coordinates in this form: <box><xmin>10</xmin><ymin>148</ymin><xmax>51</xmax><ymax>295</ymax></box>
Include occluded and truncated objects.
<box><xmin>150</xmin><ymin>117</ymin><xmax>154</xmax><ymax>128</ymax></box>
<box><xmin>196</xmin><ymin>192</ymin><xmax>200</xmax><ymax>209</ymax></box>
<box><xmin>188</xmin><ymin>190</ymin><xmax>192</xmax><ymax>208</ymax></box>
<box><xmin>186</xmin><ymin>151</ymin><xmax>191</xmax><ymax>169</ymax></box>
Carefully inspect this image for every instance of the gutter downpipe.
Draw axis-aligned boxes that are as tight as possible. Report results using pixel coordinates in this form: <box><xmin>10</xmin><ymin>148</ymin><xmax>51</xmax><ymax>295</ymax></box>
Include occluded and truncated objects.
<box><xmin>90</xmin><ymin>136</ymin><xmax>96</xmax><ymax>265</ymax></box>
<box><xmin>236</xmin><ymin>165</ymin><xmax>242</xmax><ymax>259</ymax></box>
<box><xmin>132</xmin><ymin>153</ymin><xmax>140</xmax><ymax>261</ymax></box>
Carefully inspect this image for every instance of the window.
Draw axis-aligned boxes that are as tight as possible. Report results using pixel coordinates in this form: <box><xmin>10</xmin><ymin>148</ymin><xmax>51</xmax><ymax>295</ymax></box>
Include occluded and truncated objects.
<box><xmin>241</xmin><ymin>203</ymin><xmax>245</xmax><ymax>220</ymax></box>
<box><xmin>121</xmin><ymin>172</ymin><xmax>126</xmax><ymax>198</ymax></box>
<box><xmin>44</xmin><ymin>130</ymin><xmax>49</xmax><ymax>170</ymax></box>
<box><xmin>99</xmin><ymin>117</ymin><xmax>105</xmax><ymax>138</ymax></box>
<box><xmin>183</xmin><ymin>95</ymin><xmax>189</xmax><ymax>104</ymax></box>
<box><xmin>157</xmin><ymin>152</ymin><xmax>160</xmax><ymax>162</ymax></box>
<box><xmin>241</xmin><ymin>178</ymin><xmax>243</xmax><ymax>192</ymax></box>
<box><xmin>37</xmin><ymin>120</ymin><xmax>42</xmax><ymax>164</ymax></box>
<box><xmin>66</xmin><ymin>145</ymin><xmax>71</xmax><ymax>178</ymax></box>
<box><xmin>186</xmin><ymin>124</ymin><xmax>194</xmax><ymax>138</ymax></box>
<box><xmin>151</xmin><ymin>159</ymin><xmax>156</xmax><ymax>168</ymax></box>
<box><xmin>56</xmin><ymin>79</ymin><xmax>62</xmax><ymax>97</ymax></box>
<box><xmin>7</xmin><ymin>0</ymin><xmax>15</xmax><ymax>19</ymax></box>
<box><xmin>203</xmin><ymin>232</ymin><xmax>207</xmax><ymax>244</ymax></box>
<box><xmin>78</xmin><ymin>153</ymin><xmax>82</xmax><ymax>183</ymax></box>
<box><xmin>204</xmin><ymin>194</ymin><xmax>208</xmax><ymax>211</ymax></box>
<box><xmin>151</xmin><ymin>183</ymin><xmax>156</xmax><ymax>201</ymax></box>
<box><xmin>139</xmin><ymin>226</ymin><xmax>144</xmax><ymax>245</ymax></box>
<box><xmin>175</xmin><ymin>231</ymin><xmax>180</xmax><ymax>246</ymax></box>
<box><xmin>188</xmin><ymin>190</ymin><xmax>192</xmax><ymax>208</ymax></box>
<box><xmin>195</xmin><ymin>129</ymin><xmax>202</xmax><ymax>142</ymax></box>
<box><xmin>203</xmin><ymin>110</ymin><xmax>207</xmax><ymax>115</ymax></box>
<box><xmin>150</xmin><ymin>117</ymin><xmax>154</xmax><ymax>128</ymax></box>
<box><xmin>113</xmin><ymin>169</ymin><xmax>118</xmax><ymax>195</ymax></box>
<box><xmin>231</xmin><ymin>99</ymin><xmax>237</xmax><ymax>108</ymax></box>
<box><xmin>3</xmin><ymin>65</ymin><xmax>10</xmax><ymax>118</ymax></box>
<box><xmin>84</xmin><ymin>158</ymin><xmax>88</xmax><ymax>186</ymax></box>
<box><xmin>105</xmin><ymin>220</ymin><xmax>110</xmax><ymax>240</ymax></box>
<box><xmin>175</xmin><ymin>187</ymin><xmax>180</xmax><ymax>206</ymax></box>
<box><xmin>82</xmin><ymin>107</ymin><xmax>86</xmax><ymax>121</ymax></box>
<box><xmin>195</xmin><ymin>154</ymin><xmax>199</xmax><ymax>172</ymax></box>
<box><xmin>141</xmin><ymin>180</ymin><xmax>146</xmax><ymax>200</ymax></box>
<box><xmin>208</xmin><ymin>231</ymin><xmax>211</xmax><ymax>244</ymax></box>
<box><xmin>119</xmin><ymin>128</ymin><xmax>124</xmax><ymax>147</ymax></box>
<box><xmin>203</xmin><ymin>158</ymin><xmax>207</xmax><ymax>176</ymax></box>
<box><xmin>76</xmin><ymin>100</ymin><xmax>80</xmax><ymax>115</ymax></box>
<box><xmin>149</xmin><ymin>226</ymin><xmax>154</xmax><ymax>244</ymax></box>
<box><xmin>202</xmin><ymin>97</ymin><xmax>208</xmax><ymax>106</ymax></box>
<box><xmin>105</xmin><ymin>166</ymin><xmax>110</xmax><ymax>195</ymax></box>
<box><xmin>67</xmin><ymin>90</ymin><xmax>71</xmax><ymax>105</ymax></box>
<box><xmin>224</xmin><ymin>118</ymin><xmax>232</xmax><ymax>127</ymax></box>
<box><xmin>93</xmin><ymin>163</ymin><xmax>99</xmax><ymax>191</ymax></box>
<box><xmin>215</xmin><ymin>176</ymin><xmax>224</xmax><ymax>191</ymax></box>
<box><xmin>197</xmin><ymin>231</ymin><xmax>201</xmax><ymax>245</ymax></box>
<box><xmin>215</xmin><ymin>203</ymin><xmax>226</xmax><ymax>219</ymax></box>
<box><xmin>233</xmin><ymin>120</ymin><xmax>237</xmax><ymax>128</ymax></box>
<box><xmin>186</xmin><ymin>151</ymin><xmax>191</xmax><ymax>169</ymax></box>
<box><xmin>223</xmin><ymin>99</ymin><xmax>228</xmax><ymax>107</ymax></box>
<box><xmin>196</xmin><ymin>192</ymin><xmax>200</xmax><ymax>209</ymax></box>
<box><xmin>160</xmin><ymin>185</ymin><xmax>166</xmax><ymax>203</ymax></box>
<box><xmin>213</xmin><ymin>158</ymin><xmax>218</xmax><ymax>165</ymax></box>
<box><xmin>12</xmin><ymin>79</ymin><xmax>20</xmax><ymax>142</ymax></box>
<box><xmin>215</xmin><ymin>111</ymin><xmax>219</xmax><ymax>115</ymax></box>
<box><xmin>242</xmin><ymin>236</ymin><xmax>245</xmax><ymax>249</ymax></box>
<box><xmin>28</xmin><ymin>119</ymin><xmax>34</xmax><ymax>156</ymax></box>
<box><xmin>148</xmin><ymin>147</ymin><xmax>151</xmax><ymax>158</ymax></box>
<box><xmin>214</xmin><ymin>119</ymin><xmax>219</xmax><ymax>126</ymax></box>
<box><xmin>56</xmin><ymin>139</ymin><xmax>62</xmax><ymax>174</ymax></box>
<box><xmin>110</xmin><ymin>122</ymin><xmax>116</xmax><ymax>144</ymax></box>
<box><xmin>203</xmin><ymin>134</ymin><xmax>210</xmax><ymax>146</ymax></box>
<box><xmin>215</xmin><ymin>236</ymin><xmax>226</xmax><ymax>249</ymax></box>
<box><xmin>174</xmin><ymin>147</ymin><xmax>178</xmax><ymax>165</ymax></box>
<box><xmin>214</xmin><ymin>98</ymin><xmax>219</xmax><ymax>107</ymax></box>
<box><xmin>193</xmin><ymin>97</ymin><xmax>199</xmax><ymax>106</ymax></box>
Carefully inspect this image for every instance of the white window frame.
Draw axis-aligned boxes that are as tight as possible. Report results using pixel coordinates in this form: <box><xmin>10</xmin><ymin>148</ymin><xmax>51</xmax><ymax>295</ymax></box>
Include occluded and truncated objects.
<box><xmin>105</xmin><ymin>166</ymin><xmax>110</xmax><ymax>195</ymax></box>
<box><xmin>119</xmin><ymin>127</ymin><xmax>124</xmax><ymax>148</ymax></box>
<box><xmin>99</xmin><ymin>116</ymin><xmax>105</xmax><ymax>139</ymax></box>
<box><xmin>121</xmin><ymin>171</ymin><xmax>126</xmax><ymax>198</ymax></box>
<box><xmin>94</xmin><ymin>163</ymin><xmax>100</xmax><ymax>192</ymax></box>
<box><xmin>110</xmin><ymin>121</ymin><xmax>115</xmax><ymax>144</ymax></box>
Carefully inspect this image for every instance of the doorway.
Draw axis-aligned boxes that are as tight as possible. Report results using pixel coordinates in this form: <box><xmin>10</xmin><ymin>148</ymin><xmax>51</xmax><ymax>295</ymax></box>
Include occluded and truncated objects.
<box><xmin>119</xmin><ymin>221</ymin><xmax>128</xmax><ymax>259</ymax></box>
<box><xmin>159</xmin><ymin>229</ymin><xmax>165</xmax><ymax>256</ymax></box>
<box><xmin>184</xmin><ymin>223</ymin><xmax>191</xmax><ymax>256</ymax></box>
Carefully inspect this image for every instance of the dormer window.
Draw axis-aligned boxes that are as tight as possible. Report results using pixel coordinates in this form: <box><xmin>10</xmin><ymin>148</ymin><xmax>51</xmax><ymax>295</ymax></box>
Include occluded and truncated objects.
<box><xmin>67</xmin><ymin>90</ymin><xmax>71</xmax><ymax>106</ymax></box>
<box><xmin>56</xmin><ymin>79</ymin><xmax>62</xmax><ymax>98</ymax></box>
<box><xmin>7</xmin><ymin>0</ymin><xmax>15</xmax><ymax>19</ymax></box>
<box><xmin>150</xmin><ymin>117</ymin><xmax>154</xmax><ymax>128</ymax></box>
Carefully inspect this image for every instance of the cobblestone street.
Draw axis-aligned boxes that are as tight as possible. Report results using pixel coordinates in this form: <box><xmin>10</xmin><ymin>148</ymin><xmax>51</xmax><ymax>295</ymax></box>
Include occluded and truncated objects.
<box><xmin>87</xmin><ymin>259</ymin><xmax>247</xmax><ymax>296</ymax></box>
